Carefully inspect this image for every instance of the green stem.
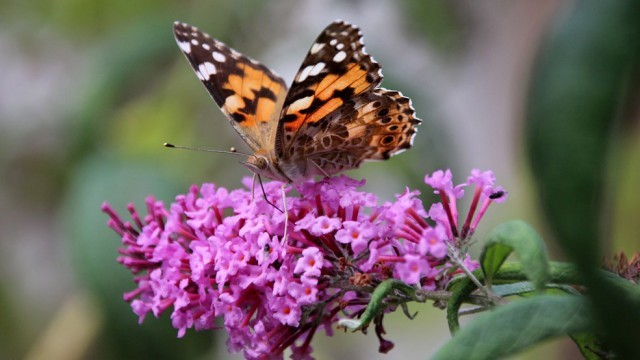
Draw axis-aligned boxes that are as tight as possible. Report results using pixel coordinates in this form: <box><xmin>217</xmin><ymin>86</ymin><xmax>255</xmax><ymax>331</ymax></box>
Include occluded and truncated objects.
<box><xmin>447</xmin><ymin>242</ymin><xmax>504</xmax><ymax>304</ymax></box>
<box><xmin>495</xmin><ymin>261</ymin><xmax>637</xmax><ymax>292</ymax></box>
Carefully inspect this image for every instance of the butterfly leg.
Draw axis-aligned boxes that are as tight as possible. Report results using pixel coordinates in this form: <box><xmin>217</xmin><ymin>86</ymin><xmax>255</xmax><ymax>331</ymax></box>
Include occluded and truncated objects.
<box><xmin>310</xmin><ymin>159</ymin><xmax>331</xmax><ymax>178</ymax></box>
<box><xmin>280</xmin><ymin>183</ymin><xmax>289</xmax><ymax>247</ymax></box>
<box><xmin>251</xmin><ymin>173</ymin><xmax>258</xmax><ymax>203</ymax></box>
<box><xmin>256</xmin><ymin>175</ymin><xmax>283</xmax><ymax>212</ymax></box>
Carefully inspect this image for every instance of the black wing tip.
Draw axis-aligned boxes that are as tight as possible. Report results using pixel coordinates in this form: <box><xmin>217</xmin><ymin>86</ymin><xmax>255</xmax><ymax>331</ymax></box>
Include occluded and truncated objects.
<box><xmin>173</xmin><ymin>21</ymin><xmax>188</xmax><ymax>31</ymax></box>
<box><xmin>173</xmin><ymin>21</ymin><xmax>202</xmax><ymax>37</ymax></box>
<box><xmin>330</xmin><ymin>19</ymin><xmax>356</xmax><ymax>28</ymax></box>
<box><xmin>173</xmin><ymin>21</ymin><xmax>191</xmax><ymax>40</ymax></box>
<box><xmin>325</xmin><ymin>20</ymin><xmax>360</xmax><ymax>33</ymax></box>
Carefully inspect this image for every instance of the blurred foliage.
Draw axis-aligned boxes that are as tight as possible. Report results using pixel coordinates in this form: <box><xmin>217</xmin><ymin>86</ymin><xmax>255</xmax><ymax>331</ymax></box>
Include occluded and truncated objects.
<box><xmin>611</xmin><ymin>134</ymin><xmax>640</xmax><ymax>253</ymax></box>
<box><xmin>434</xmin><ymin>295</ymin><xmax>591</xmax><ymax>360</ymax></box>
<box><xmin>527</xmin><ymin>0</ymin><xmax>640</xmax><ymax>266</ymax></box>
<box><xmin>401</xmin><ymin>0</ymin><xmax>464</xmax><ymax>55</ymax></box>
<box><xmin>0</xmin><ymin>286</ymin><xmax>25</xmax><ymax>359</ymax></box>
<box><xmin>526</xmin><ymin>0</ymin><xmax>640</xmax><ymax>358</ymax></box>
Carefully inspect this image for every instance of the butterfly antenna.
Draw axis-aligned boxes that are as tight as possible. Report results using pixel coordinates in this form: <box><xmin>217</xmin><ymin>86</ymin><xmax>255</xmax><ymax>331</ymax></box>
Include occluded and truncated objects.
<box><xmin>163</xmin><ymin>142</ymin><xmax>249</xmax><ymax>157</ymax></box>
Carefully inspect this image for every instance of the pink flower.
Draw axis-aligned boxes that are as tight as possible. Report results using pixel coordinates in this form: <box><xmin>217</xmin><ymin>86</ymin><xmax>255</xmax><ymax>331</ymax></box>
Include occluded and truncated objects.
<box><xmin>288</xmin><ymin>277</ymin><xmax>319</xmax><ymax>305</ymax></box>
<box><xmin>335</xmin><ymin>220</ymin><xmax>374</xmax><ymax>255</ymax></box>
<box><xmin>424</xmin><ymin>169</ymin><xmax>454</xmax><ymax>192</ymax></box>
<box><xmin>395</xmin><ymin>254</ymin><xmax>430</xmax><ymax>285</ymax></box>
<box><xmin>420</xmin><ymin>225</ymin><xmax>448</xmax><ymax>259</ymax></box>
<box><xmin>309</xmin><ymin>216</ymin><xmax>342</xmax><ymax>236</ymax></box>
<box><xmin>102</xmin><ymin>171</ymin><xmax>506</xmax><ymax>359</ymax></box>
<box><xmin>271</xmin><ymin>295</ymin><xmax>302</xmax><ymax>327</ymax></box>
<box><xmin>424</xmin><ymin>169</ymin><xmax>507</xmax><ymax>241</ymax></box>
<box><xmin>294</xmin><ymin>247</ymin><xmax>324</xmax><ymax>277</ymax></box>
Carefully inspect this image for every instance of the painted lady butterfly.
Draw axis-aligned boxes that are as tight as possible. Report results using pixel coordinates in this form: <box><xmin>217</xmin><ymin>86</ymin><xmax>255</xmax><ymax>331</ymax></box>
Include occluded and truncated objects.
<box><xmin>173</xmin><ymin>20</ymin><xmax>420</xmax><ymax>183</ymax></box>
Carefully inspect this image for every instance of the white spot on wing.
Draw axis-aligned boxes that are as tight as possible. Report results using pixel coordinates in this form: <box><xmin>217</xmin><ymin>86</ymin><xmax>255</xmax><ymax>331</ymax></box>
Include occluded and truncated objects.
<box><xmin>333</xmin><ymin>51</ymin><xmax>347</xmax><ymax>62</ymax></box>
<box><xmin>224</xmin><ymin>95</ymin><xmax>243</xmax><ymax>110</ymax></box>
<box><xmin>178</xmin><ymin>41</ymin><xmax>191</xmax><ymax>54</ymax></box>
<box><xmin>191</xmin><ymin>39</ymin><xmax>199</xmax><ymax>46</ymax></box>
<box><xmin>198</xmin><ymin>62</ymin><xmax>217</xmax><ymax>80</ymax></box>
<box><xmin>336</xmin><ymin>43</ymin><xmax>344</xmax><ymax>50</ymax></box>
<box><xmin>329</xmin><ymin>39</ymin><xmax>338</xmax><ymax>46</ymax></box>
<box><xmin>202</xmin><ymin>43</ymin><xmax>211</xmax><ymax>50</ymax></box>
<box><xmin>212</xmin><ymin>51</ymin><xmax>226</xmax><ymax>62</ymax></box>
<box><xmin>297</xmin><ymin>65</ymin><xmax>313</xmax><ymax>83</ymax></box>
<box><xmin>310</xmin><ymin>43</ymin><xmax>324</xmax><ymax>54</ymax></box>
<box><xmin>308</xmin><ymin>62</ymin><xmax>325</xmax><ymax>76</ymax></box>
<box><xmin>288</xmin><ymin>96</ymin><xmax>314</xmax><ymax>113</ymax></box>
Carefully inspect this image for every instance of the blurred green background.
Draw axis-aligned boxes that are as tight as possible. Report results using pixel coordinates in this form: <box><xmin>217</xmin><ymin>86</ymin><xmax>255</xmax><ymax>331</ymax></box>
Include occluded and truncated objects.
<box><xmin>1</xmin><ymin>0</ymin><xmax>638</xmax><ymax>359</ymax></box>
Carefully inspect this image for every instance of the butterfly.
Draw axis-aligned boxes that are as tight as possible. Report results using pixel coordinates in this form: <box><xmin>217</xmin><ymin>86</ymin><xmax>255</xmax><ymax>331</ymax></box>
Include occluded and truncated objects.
<box><xmin>173</xmin><ymin>20</ymin><xmax>420</xmax><ymax>183</ymax></box>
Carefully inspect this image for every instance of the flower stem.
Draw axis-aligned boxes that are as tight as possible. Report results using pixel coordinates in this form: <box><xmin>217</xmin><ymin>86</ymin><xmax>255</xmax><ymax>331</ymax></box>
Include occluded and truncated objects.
<box><xmin>446</xmin><ymin>242</ymin><xmax>504</xmax><ymax>305</ymax></box>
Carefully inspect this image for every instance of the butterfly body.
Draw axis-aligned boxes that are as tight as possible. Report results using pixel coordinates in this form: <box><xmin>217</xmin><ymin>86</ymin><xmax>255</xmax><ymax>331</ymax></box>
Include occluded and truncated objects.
<box><xmin>174</xmin><ymin>20</ymin><xmax>420</xmax><ymax>182</ymax></box>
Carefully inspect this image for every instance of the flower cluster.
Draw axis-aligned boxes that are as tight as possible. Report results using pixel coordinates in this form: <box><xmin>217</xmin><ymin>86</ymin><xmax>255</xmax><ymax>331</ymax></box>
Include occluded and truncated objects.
<box><xmin>102</xmin><ymin>169</ymin><xmax>506</xmax><ymax>359</ymax></box>
<box><xmin>603</xmin><ymin>252</ymin><xmax>640</xmax><ymax>283</ymax></box>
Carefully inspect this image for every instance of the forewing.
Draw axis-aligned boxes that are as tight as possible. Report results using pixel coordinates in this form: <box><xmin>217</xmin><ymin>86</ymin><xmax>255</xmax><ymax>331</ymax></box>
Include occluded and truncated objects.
<box><xmin>275</xmin><ymin>21</ymin><xmax>382</xmax><ymax>158</ymax></box>
<box><xmin>174</xmin><ymin>22</ymin><xmax>287</xmax><ymax>151</ymax></box>
<box><xmin>295</xmin><ymin>88</ymin><xmax>421</xmax><ymax>177</ymax></box>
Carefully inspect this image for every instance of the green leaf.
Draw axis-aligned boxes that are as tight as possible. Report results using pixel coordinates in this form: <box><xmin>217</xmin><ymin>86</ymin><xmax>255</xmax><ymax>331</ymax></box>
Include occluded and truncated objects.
<box><xmin>480</xmin><ymin>243</ymin><xmax>512</xmax><ymax>281</ymax></box>
<box><xmin>480</xmin><ymin>221</ymin><xmax>550</xmax><ymax>290</ymax></box>
<box><xmin>338</xmin><ymin>279</ymin><xmax>418</xmax><ymax>330</ymax></box>
<box><xmin>446</xmin><ymin>275</ymin><xmax>481</xmax><ymax>334</ymax></box>
<box><xmin>526</xmin><ymin>1</ymin><xmax>640</xmax><ymax>357</ymax></box>
<box><xmin>433</xmin><ymin>295</ymin><xmax>592</xmax><ymax>360</ymax></box>
<box><xmin>570</xmin><ymin>332</ymin><xmax>613</xmax><ymax>360</ymax></box>
<box><xmin>491</xmin><ymin>282</ymin><xmax>536</xmax><ymax>297</ymax></box>
<box><xmin>527</xmin><ymin>0</ymin><xmax>640</xmax><ymax>268</ymax></box>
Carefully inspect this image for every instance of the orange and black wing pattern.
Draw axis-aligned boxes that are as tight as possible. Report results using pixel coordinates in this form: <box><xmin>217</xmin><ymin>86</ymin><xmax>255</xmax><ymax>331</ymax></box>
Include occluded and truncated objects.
<box><xmin>275</xmin><ymin>21</ymin><xmax>383</xmax><ymax>159</ymax></box>
<box><xmin>174</xmin><ymin>22</ymin><xmax>287</xmax><ymax>152</ymax></box>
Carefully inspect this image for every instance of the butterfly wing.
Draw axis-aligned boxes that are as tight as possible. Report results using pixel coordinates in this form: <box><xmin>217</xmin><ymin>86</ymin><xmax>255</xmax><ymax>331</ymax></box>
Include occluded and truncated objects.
<box><xmin>174</xmin><ymin>22</ymin><xmax>287</xmax><ymax>152</ymax></box>
<box><xmin>275</xmin><ymin>21</ymin><xmax>383</xmax><ymax>160</ymax></box>
<box><xmin>274</xmin><ymin>21</ymin><xmax>420</xmax><ymax>179</ymax></box>
<box><xmin>300</xmin><ymin>88</ymin><xmax>421</xmax><ymax>177</ymax></box>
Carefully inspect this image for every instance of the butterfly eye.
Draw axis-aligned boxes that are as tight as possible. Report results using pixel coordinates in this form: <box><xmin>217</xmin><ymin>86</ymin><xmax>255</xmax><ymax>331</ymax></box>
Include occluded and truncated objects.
<box><xmin>256</xmin><ymin>157</ymin><xmax>269</xmax><ymax>170</ymax></box>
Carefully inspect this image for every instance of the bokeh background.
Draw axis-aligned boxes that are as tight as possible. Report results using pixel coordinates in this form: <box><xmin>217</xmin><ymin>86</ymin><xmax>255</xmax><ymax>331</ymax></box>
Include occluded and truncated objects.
<box><xmin>1</xmin><ymin>0</ymin><xmax>638</xmax><ymax>359</ymax></box>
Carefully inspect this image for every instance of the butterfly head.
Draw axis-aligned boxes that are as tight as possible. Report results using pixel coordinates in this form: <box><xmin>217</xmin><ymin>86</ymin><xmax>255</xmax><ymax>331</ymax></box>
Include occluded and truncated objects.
<box><xmin>241</xmin><ymin>155</ymin><xmax>291</xmax><ymax>183</ymax></box>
